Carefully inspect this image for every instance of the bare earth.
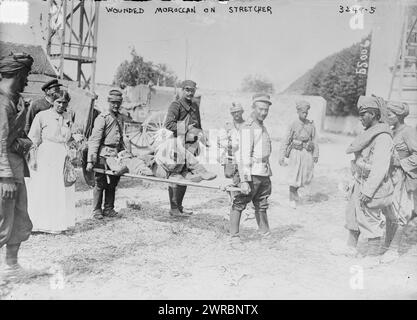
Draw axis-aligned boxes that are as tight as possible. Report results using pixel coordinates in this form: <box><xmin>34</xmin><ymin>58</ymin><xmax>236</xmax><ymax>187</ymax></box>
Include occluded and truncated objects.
<box><xmin>1</xmin><ymin>134</ymin><xmax>416</xmax><ymax>300</ymax></box>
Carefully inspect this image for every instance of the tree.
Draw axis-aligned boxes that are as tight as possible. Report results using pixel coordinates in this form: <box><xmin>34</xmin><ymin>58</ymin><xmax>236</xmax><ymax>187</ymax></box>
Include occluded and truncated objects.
<box><xmin>284</xmin><ymin>33</ymin><xmax>372</xmax><ymax>116</ymax></box>
<box><xmin>113</xmin><ymin>48</ymin><xmax>179</xmax><ymax>88</ymax></box>
<box><xmin>241</xmin><ymin>74</ymin><xmax>275</xmax><ymax>94</ymax></box>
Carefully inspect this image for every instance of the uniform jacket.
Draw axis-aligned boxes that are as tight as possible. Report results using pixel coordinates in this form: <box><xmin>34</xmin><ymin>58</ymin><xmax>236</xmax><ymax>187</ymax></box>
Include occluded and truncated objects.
<box><xmin>279</xmin><ymin>119</ymin><xmax>319</xmax><ymax>159</ymax></box>
<box><xmin>164</xmin><ymin>97</ymin><xmax>202</xmax><ymax>137</ymax></box>
<box><xmin>347</xmin><ymin>122</ymin><xmax>393</xmax><ymax>199</ymax></box>
<box><xmin>87</xmin><ymin>111</ymin><xmax>131</xmax><ymax>163</ymax></box>
<box><xmin>0</xmin><ymin>90</ymin><xmax>31</xmax><ymax>181</ymax></box>
<box><xmin>238</xmin><ymin>112</ymin><xmax>272</xmax><ymax>182</ymax></box>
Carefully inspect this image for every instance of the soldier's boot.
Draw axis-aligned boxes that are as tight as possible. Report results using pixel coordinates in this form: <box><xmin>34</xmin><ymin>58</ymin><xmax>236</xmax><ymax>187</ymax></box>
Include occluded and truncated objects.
<box><xmin>176</xmin><ymin>185</ymin><xmax>193</xmax><ymax>215</ymax></box>
<box><xmin>168</xmin><ymin>186</ymin><xmax>189</xmax><ymax>217</ymax></box>
<box><xmin>229</xmin><ymin>209</ymin><xmax>245</xmax><ymax>251</ymax></box>
<box><xmin>189</xmin><ymin>164</ymin><xmax>217</xmax><ymax>181</ymax></box>
<box><xmin>92</xmin><ymin>187</ymin><xmax>104</xmax><ymax>219</ymax></box>
<box><xmin>380</xmin><ymin>225</ymin><xmax>404</xmax><ymax>264</ymax></box>
<box><xmin>103</xmin><ymin>187</ymin><xmax>118</xmax><ymax>217</ymax></box>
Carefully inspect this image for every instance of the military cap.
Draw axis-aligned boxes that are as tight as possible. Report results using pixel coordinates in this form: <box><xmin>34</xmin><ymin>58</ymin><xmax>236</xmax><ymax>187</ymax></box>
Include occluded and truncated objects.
<box><xmin>252</xmin><ymin>93</ymin><xmax>272</xmax><ymax>105</ymax></box>
<box><xmin>230</xmin><ymin>102</ymin><xmax>244</xmax><ymax>113</ymax></box>
<box><xmin>296</xmin><ymin>100</ymin><xmax>310</xmax><ymax>112</ymax></box>
<box><xmin>108</xmin><ymin>89</ymin><xmax>123</xmax><ymax>102</ymax></box>
<box><xmin>0</xmin><ymin>52</ymin><xmax>33</xmax><ymax>74</ymax></box>
<box><xmin>181</xmin><ymin>80</ymin><xmax>197</xmax><ymax>89</ymax></box>
<box><xmin>41</xmin><ymin>79</ymin><xmax>62</xmax><ymax>92</ymax></box>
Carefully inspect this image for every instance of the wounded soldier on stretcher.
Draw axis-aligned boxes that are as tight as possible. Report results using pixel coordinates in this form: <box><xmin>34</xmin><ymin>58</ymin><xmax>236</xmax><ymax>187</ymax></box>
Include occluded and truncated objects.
<box><xmin>106</xmin><ymin>127</ymin><xmax>217</xmax><ymax>183</ymax></box>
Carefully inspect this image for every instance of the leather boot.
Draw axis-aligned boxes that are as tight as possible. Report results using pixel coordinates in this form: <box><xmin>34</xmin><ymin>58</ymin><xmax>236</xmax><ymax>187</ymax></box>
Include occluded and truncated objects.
<box><xmin>92</xmin><ymin>187</ymin><xmax>104</xmax><ymax>218</ymax></box>
<box><xmin>168</xmin><ymin>186</ymin><xmax>189</xmax><ymax>217</ymax></box>
<box><xmin>176</xmin><ymin>185</ymin><xmax>193</xmax><ymax>215</ymax></box>
<box><xmin>230</xmin><ymin>209</ymin><xmax>242</xmax><ymax>238</ymax></box>
<box><xmin>257</xmin><ymin>210</ymin><xmax>270</xmax><ymax>235</ymax></box>
<box><xmin>104</xmin><ymin>187</ymin><xmax>116</xmax><ymax>211</ymax></box>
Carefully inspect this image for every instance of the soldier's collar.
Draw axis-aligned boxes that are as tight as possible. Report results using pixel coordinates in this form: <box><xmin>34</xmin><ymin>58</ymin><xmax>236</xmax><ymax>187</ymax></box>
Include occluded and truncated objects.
<box><xmin>179</xmin><ymin>97</ymin><xmax>193</xmax><ymax>111</ymax></box>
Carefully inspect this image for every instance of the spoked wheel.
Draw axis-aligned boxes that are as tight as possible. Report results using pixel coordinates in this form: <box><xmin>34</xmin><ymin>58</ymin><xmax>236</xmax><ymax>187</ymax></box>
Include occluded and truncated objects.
<box><xmin>133</xmin><ymin>111</ymin><xmax>166</xmax><ymax>148</ymax></box>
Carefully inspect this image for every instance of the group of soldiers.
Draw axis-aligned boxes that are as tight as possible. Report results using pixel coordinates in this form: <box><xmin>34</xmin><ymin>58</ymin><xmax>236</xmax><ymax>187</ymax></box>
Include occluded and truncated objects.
<box><xmin>0</xmin><ymin>51</ymin><xmax>412</xmax><ymax>278</ymax></box>
<box><xmin>338</xmin><ymin>96</ymin><xmax>417</xmax><ymax>263</ymax></box>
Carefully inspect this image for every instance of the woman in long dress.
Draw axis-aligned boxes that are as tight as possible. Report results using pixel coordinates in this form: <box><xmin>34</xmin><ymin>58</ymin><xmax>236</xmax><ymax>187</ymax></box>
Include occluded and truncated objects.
<box><xmin>279</xmin><ymin>101</ymin><xmax>319</xmax><ymax>208</ymax></box>
<box><xmin>26</xmin><ymin>90</ymin><xmax>77</xmax><ymax>233</ymax></box>
<box><xmin>382</xmin><ymin>101</ymin><xmax>417</xmax><ymax>262</ymax></box>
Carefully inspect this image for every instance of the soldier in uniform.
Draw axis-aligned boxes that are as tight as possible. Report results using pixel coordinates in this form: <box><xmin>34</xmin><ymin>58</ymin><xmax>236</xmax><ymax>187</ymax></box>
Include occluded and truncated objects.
<box><xmin>338</xmin><ymin>96</ymin><xmax>394</xmax><ymax>257</ymax></box>
<box><xmin>279</xmin><ymin>101</ymin><xmax>319</xmax><ymax>209</ymax></box>
<box><xmin>164</xmin><ymin>80</ymin><xmax>202</xmax><ymax>217</ymax></box>
<box><xmin>0</xmin><ymin>53</ymin><xmax>34</xmax><ymax>272</ymax></box>
<box><xmin>86</xmin><ymin>90</ymin><xmax>131</xmax><ymax>219</ymax></box>
<box><xmin>230</xmin><ymin>93</ymin><xmax>273</xmax><ymax>249</ymax></box>
<box><xmin>25</xmin><ymin>79</ymin><xmax>62</xmax><ymax>134</ymax></box>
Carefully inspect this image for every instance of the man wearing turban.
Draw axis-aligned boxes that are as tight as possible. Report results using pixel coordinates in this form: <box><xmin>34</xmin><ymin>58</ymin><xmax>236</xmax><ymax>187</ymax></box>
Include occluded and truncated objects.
<box><xmin>380</xmin><ymin>100</ymin><xmax>417</xmax><ymax>263</ymax></box>
<box><xmin>86</xmin><ymin>89</ymin><xmax>132</xmax><ymax>219</ymax></box>
<box><xmin>279</xmin><ymin>100</ymin><xmax>319</xmax><ymax>208</ymax></box>
<box><xmin>334</xmin><ymin>95</ymin><xmax>394</xmax><ymax>258</ymax></box>
<box><xmin>0</xmin><ymin>53</ymin><xmax>34</xmax><ymax>273</ymax></box>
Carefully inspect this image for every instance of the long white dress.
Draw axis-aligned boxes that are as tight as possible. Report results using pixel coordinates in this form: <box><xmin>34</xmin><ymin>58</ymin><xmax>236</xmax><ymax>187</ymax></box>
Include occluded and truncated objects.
<box><xmin>26</xmin><ymin>108</ymin><xmax>76</xmax><ymax>233</ymax></box>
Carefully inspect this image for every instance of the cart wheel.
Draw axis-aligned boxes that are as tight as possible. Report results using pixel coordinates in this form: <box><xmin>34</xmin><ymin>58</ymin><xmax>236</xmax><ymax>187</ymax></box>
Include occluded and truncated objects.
<box><xmin>134</xmin><ymin>111</ymin><xmax>166</xmax><ymax>148</ymax></box>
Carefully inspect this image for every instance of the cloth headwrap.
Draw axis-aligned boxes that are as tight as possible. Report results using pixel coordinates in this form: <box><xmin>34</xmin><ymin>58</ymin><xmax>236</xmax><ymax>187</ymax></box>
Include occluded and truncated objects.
<box><xmin>357</xmin><ymin>95</ymin><xmax>385</xmax><ymax>112</ymax></box>
<box><xmin>296</xmin><ymin>100</ymin><xmax>310</xmax><ymax>112</ymax></box>
<box><xmin>0</xmin><ymin>52</ymin><xmax>33</xmax><ymax>74</ymax></box>
<box><xmin>387</xmin><ymin>100</ymin><xmax>409</xmax><ymax>118</ymax></box>
<box><xmin>108</xmin><ymin>89</ymin><xmax>123</xmax><ymax>102</ymax></box>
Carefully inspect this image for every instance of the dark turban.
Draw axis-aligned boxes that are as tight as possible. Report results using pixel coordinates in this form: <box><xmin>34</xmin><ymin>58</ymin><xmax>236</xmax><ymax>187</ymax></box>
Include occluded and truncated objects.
<box><xmin>296</xmin><ymin>100</ymin><xmax>310</xmax><ymax>112</ymax></box>
<box><xmin>387</xmin><ymin>100</ymin><xmax>409</xmax><ymax>118</ymax></box>
<box><xmin>108</xmin><ymin>89</ymin><xmax>123</xmax><ymax>102</ymax></box>
<box><xmin>0</xmin><ymin>52</ymin><xmax>33</xmax><ymax>75</ymax></box>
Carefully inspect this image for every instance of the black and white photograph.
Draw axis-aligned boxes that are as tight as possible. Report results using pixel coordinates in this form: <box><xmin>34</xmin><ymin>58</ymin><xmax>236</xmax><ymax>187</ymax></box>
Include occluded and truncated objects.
<box><xmin>0</xmin><ymin>0</ymin><xmax>416</xmax><ymax>301</ymax></box>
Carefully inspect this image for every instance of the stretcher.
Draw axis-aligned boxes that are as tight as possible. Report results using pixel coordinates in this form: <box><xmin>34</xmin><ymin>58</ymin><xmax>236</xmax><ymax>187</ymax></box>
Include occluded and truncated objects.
<box><xmin>93</xmin><ymin>168</ymin><xmax>242</xmax><ymax>192</ymax></box>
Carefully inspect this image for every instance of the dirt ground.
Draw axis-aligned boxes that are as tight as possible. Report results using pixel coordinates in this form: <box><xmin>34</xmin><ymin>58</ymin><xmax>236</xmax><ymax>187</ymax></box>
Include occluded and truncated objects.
<box><xmin>1</xmin><ymin>133</ymin><xmax>416</xmax><ymax>300</ymax></box>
